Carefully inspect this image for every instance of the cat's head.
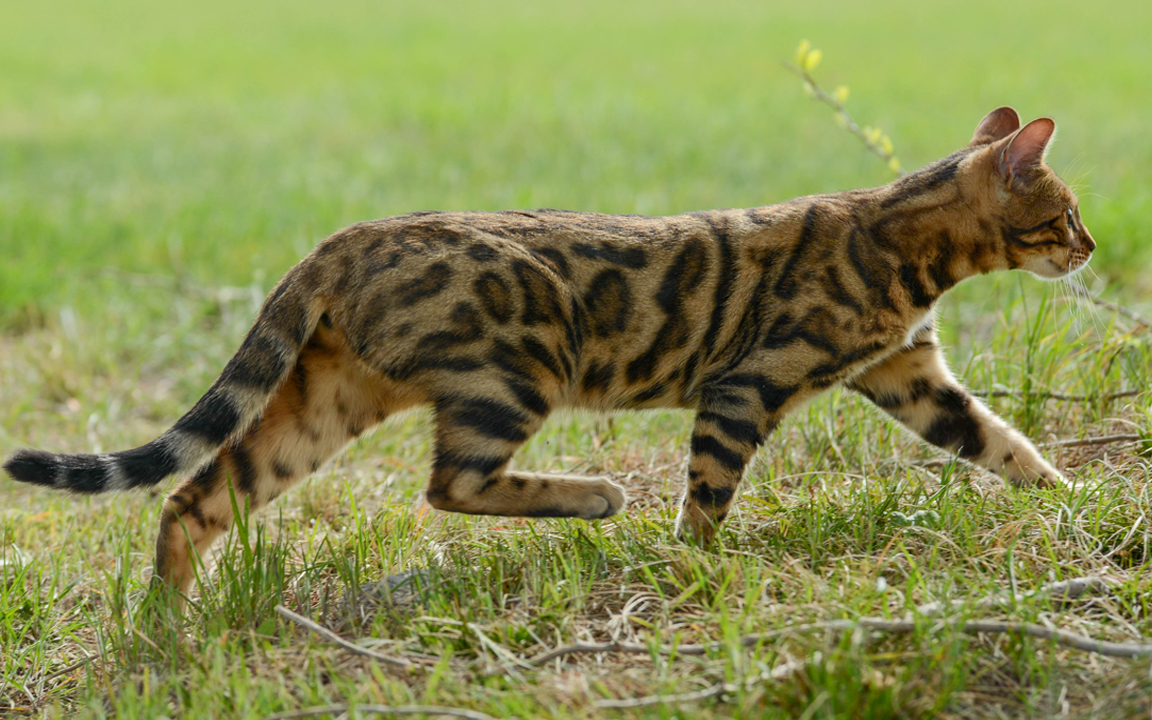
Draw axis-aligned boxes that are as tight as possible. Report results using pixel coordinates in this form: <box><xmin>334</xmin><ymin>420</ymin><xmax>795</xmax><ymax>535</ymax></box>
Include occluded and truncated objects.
<box><xmin>967</xmin><ymin>106</ymin><xmax>1096</xmax><ymax>279</ymax></box>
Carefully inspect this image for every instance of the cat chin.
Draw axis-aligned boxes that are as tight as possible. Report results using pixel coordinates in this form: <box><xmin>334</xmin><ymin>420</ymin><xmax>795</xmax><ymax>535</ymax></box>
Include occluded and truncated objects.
<box><xmin>1023</xmin><ymin>256</ymin><xmax>1085</xmax><ymax>281</ymax></box>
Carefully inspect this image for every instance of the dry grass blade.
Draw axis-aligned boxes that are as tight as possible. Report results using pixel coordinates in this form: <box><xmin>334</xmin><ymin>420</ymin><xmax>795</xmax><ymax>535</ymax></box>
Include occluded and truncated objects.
<box><xmin>275</xmin><ymin>605</ymin><xmax>417</xmax><ymax>669</ymax></box>
<box><xmin>257</xmin><ymin>705</ymin><xmax>498</xmax><ymax>720</ymax></box>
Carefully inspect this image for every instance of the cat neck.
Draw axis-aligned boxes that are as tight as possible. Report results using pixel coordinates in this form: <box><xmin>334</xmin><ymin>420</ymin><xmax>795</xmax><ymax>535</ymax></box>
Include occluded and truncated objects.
<box><xmin>853</xmin><ymin>153</ymin><xmax>1008</xmax><ymax>303</ymax></box>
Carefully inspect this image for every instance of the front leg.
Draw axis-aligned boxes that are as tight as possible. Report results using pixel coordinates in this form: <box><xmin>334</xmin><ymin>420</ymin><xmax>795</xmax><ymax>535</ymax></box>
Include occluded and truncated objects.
<box><xmin>675</xmin><ymin>379</ymin><xmax>782</xmax><ymax>544</ymax></box>
<box><xmin>849</xmin><ymin>338</ymin><xmax>1064</xmax><ymax>488</ymax></box>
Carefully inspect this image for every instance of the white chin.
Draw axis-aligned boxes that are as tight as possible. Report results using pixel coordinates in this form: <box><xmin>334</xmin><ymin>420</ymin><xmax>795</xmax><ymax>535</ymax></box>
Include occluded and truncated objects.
<box><xmin>1024</xmin><ymin>258</ymin><xmax>1068</xmax><ymax>280</ymax></box>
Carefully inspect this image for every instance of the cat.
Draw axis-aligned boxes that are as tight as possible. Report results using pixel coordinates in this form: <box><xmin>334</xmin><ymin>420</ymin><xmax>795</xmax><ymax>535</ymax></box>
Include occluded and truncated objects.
<box><xmin>4</xmin><ymin>107</ymin><xmax>1094</xmax><ymax>596</ymax></box>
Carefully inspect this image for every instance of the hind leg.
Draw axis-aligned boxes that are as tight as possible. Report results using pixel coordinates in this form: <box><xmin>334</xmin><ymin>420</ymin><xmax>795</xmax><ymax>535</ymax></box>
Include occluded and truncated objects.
<box><xmin>424</xmin><ymin>389</ymin><xmax>625</xmax><ymax>519</ymax></box>
<box><xmin>154</xmin><ymin>327</ymin><xmax>418</xmax><ymax>594</ymax></box>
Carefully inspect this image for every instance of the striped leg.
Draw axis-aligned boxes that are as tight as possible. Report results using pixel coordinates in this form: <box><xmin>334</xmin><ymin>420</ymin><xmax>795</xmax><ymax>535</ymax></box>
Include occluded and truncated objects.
<box><xmin>425</xmin><ymin>390</ymin><xmax>626</xmax><ymax>519</ymax></box>
<box><xmin>154</xmin><ymin>328</ymin><xmax>408</xmax><ymax>594</ymax></box>
<box><xmin>849</xmin><ymin>341</ymin><xmax>1064</xmax><ymax>487</ymax></box>
<box><xmin>676</xmin><ymin>381</ymin><xmax>778</xmax><ymax>544</ymax></box>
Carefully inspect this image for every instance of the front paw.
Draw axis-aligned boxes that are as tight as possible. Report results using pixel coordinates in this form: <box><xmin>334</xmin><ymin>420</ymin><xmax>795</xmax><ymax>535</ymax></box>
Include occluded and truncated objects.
<box><xmin>581</xmin><ymin>480</ymin><xmax>626</xmax><ymax>519</ymax></box>
<box><xmin>1009</xmin><ymin>466</ymin><xmax>1067</xmax><ymax>490</ymax></box>
<box><xmin>674</xmin><ymin>503</ymin><xmax>719</xmax><ymax>545</ymax></box>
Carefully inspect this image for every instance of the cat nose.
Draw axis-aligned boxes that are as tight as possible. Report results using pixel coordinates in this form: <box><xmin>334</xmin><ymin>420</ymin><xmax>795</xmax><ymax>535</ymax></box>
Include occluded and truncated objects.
<box><xmin>1081</xmin><ymin>228</ymin><xmax>1096</xmax><ymax>252</ymax></box>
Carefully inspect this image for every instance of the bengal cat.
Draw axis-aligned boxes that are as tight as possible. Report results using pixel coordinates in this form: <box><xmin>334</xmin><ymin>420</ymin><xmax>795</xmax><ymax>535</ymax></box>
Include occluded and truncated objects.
<box><xmin>5</xmin><ymin>107</ymin><xmax>1094</xmax><ymax>595</ymax></box>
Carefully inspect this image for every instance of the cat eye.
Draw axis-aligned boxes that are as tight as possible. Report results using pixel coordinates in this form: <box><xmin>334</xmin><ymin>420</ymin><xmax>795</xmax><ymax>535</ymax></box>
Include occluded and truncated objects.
<box><xmin>1067</xmin><ymin>208</ymin><xmax>1075</xmax><ymax>223</ymax></box>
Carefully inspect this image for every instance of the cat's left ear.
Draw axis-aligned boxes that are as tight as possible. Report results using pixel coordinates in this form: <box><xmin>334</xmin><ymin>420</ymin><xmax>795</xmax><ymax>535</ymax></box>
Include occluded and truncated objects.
<box><xmin>998</xmin><ymin>118</ymin><xmax>1056</xmax><ymax>193</ymax></box>
<box><xmin>969</xmin><ymin>106</ymin><xmax>1020</xmax><ymax>146</ymax></box>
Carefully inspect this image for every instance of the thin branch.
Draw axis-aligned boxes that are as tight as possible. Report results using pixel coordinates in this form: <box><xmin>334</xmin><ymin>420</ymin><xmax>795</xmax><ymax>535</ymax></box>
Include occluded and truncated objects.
<box><xmin>527</xmin><ymin>620</ymin><xmax>867</xmax><ymax>666</ymax></box>
<box><xmin>972</xmin><ymin>389</ymin><xmax>1142</xmax><ymax>402</ymax></box>
<box><xmin>783</xmin><ymin>61</ymin><xmax>904</xmax><ymax>175</ymax></box>
<box><xmin>275</xmin><ymin>605</ymin><xmax>417</xmax><ymax>669</ymax></box>
<box><xmin>594</xmin><ymin>682</ymin><xmax>730</xmax><ymax>709</ymax></box>
<box><xmin>1041</xmin><ymin>434</ymin><xmax>1143</xmax><ymax>449</ymax></box>
<box><xmin>258</xmin><ymin>705</ymin><xmax>497</xmax><ymax>720</ymax></box>
<box><xmin>529</xmin><ymin>613</ymin><xmax>1152</xmax><ymax>668</ymax></box>
<box><xmin>41</xmin><ymin>654</ymin><xmax>94</xmax><ymax>683</ymax></box>
<box><xmin>916</xmin><ymin>576</ymin><xmax>1115</xmax><ymax>617</ymax></box>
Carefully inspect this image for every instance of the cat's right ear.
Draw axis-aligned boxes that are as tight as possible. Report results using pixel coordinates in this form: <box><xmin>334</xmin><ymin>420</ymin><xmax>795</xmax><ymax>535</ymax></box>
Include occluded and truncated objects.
<box><xmin>969</xmin><ymin>106</ymin><xmax>1021</xmax><ymax>146</ymax></box>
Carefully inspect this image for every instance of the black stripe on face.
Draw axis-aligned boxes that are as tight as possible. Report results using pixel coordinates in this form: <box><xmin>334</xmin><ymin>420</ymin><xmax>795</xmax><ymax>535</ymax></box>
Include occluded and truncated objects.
<box><xmin>174</xmin><ymin>389</ymin><xmax>243</xmax><ymax>445</ymax></box>
<box><xmin>1003</xmin><ymin>218</ymin><xmax>1063</xmax><ymax>249</ymax></box>
<box><xmin>449</xmin><ymin>398</ymin><xmax>530</xmax><ymax>443</ymax></box>
<box><xmin>690</xmin><ymin>435</ymin><xmax>746</xmax><ymax>473</ymax></box>
<box><xmin>696</xmin><ymin>411</ymin><xmax>762</xmax><ymax>446</ymax></box>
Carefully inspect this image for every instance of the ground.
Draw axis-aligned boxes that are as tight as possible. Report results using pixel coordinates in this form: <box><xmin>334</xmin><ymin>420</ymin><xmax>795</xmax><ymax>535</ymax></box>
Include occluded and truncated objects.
<box><xmin>1</xmin><ymin>0</ymin><xmax>1151</xmax><ymax>717</ymax></box>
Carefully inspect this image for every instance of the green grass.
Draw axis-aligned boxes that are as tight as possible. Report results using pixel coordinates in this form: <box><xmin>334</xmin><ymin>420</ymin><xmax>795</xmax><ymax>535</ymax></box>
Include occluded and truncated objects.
<box><xmin>2</xmin><ymin>0</ymin><xmax>1152</xmax><ymax>717</ymax></box>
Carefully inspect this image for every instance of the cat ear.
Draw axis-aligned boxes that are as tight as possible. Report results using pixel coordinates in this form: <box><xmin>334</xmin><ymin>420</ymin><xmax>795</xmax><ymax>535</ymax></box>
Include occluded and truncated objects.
<box><xmin>998</xmin><ymin>118</ymin><xmax>1056</xmax><ymax>193</ymax></box>
<box><xmin>969</xmin><ymin>106</ymin><xmax>1021</xmax><ymax>146</ymax></box>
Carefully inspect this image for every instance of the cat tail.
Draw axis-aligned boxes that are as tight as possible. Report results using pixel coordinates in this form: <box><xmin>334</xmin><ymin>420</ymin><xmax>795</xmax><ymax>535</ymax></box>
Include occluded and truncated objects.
<box><xmin>3</xmin><ymin>263</ymin><xmax>328</xmax><ymax>494</ymax></box>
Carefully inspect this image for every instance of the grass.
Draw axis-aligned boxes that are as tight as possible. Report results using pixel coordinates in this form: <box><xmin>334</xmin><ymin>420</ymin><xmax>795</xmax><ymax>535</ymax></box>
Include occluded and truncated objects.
<box><xmin>2</xmin><ymin>0</ymin><xmax>1151</xmax><ymax>717</ymax></box>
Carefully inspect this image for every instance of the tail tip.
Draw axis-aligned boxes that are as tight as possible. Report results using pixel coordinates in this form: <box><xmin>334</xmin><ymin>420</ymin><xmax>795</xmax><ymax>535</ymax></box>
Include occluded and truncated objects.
<box><xmin>3</xmin><ymin>449</ymin><xmax>61</xmax><ymax>487</ymax></box>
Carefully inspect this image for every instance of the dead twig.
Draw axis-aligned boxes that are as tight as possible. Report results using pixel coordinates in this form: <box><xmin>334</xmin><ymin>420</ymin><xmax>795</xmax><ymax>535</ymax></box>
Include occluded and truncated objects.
<box><xmin>972</xmin><ymin>389</ymin><xmax>1143</xmax><ymax>402</ymax></box>
<box><xmin>916</xmin><ymin>576</ymin><xmax>1115</xmax><ymax>617</ymax></box>
<box><xmin>1041</xmin><ymin>434</ymin><xmax>1144</xmax><ymax>449</ymax></box>
<box><xmin>530</xmin><ymin>614</ymin><xmax>1152</xmax><ymax>667</ymax></box>
<box><xmin>594</xmin><ymin>682</ymin><xmax>730</xmax><ymax>709</ymax></box>
<box><xmin>275</xmin><ymin>605</ymin><xmax>417</xmax><ymax>669</ymax></box>
<box><xmin>258</xmin><ymin>705</ymin><xmax>497</xmax><ymax>720</ymax></box>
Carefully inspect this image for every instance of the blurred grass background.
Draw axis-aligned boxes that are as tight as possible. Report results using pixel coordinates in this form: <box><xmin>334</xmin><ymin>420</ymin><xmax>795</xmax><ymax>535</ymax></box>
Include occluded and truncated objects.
<box><xmin>2</xmin><ymin>0</ymin><xmax>1150</xmax><ymax>331</ymax></box>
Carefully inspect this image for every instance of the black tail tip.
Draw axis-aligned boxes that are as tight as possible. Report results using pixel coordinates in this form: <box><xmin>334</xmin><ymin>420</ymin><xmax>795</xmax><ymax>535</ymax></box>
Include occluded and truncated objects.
<box><xmin>3</xmin><ymin>449</ymin><xmax>61</xmax><ymax>487</ymax></box>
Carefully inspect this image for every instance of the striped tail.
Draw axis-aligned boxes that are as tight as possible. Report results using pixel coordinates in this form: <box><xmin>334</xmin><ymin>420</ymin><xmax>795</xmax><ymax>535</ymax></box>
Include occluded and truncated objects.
<box><xmin>3</xmin><ymin>271</ymin><xmax>325</xmax><ymax>494</ymax></box>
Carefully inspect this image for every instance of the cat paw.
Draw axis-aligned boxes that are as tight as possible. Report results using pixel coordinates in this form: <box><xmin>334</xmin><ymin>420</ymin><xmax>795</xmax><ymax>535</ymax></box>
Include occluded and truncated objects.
<box><xmin>583</xmin><ymin>480</ymin><xmax>626</xmax><ymax>519</ymax></box>
<box><xmin>673</xmin><ymin>505</ymin><xmax>719</xmax><ymax>546</ymax></box>
<box><xmin>1008</xmin><ymin>467</ymin><xmax>1068</xmax><ymax>490</ymax></box>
